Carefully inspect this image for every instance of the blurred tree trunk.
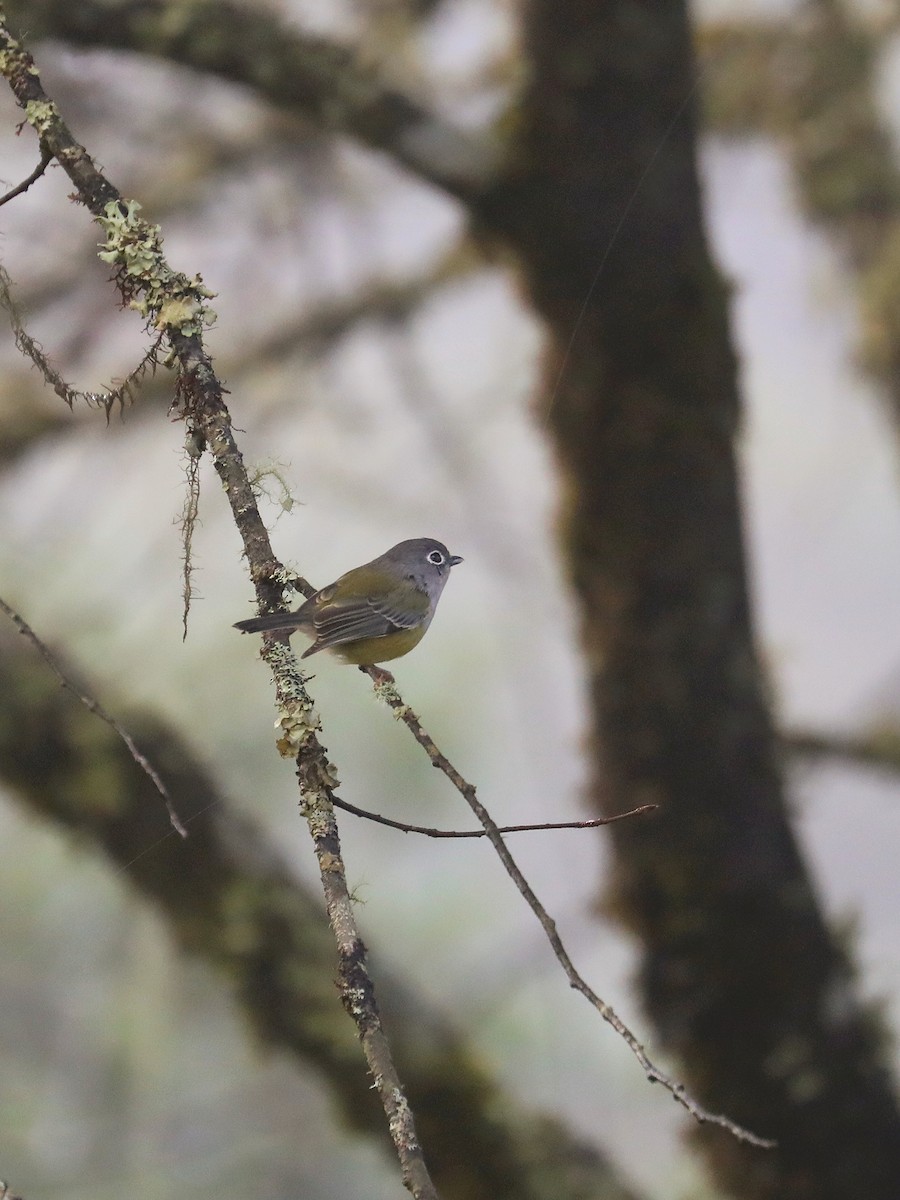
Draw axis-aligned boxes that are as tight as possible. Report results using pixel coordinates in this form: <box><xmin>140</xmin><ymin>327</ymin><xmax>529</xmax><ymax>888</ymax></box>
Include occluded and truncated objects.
<box><xmin>481</xmin><ymin>1</ymin><xmax>900</xmax><ymax>1196</ymax></box>
<box><xmin>700</xmin><ymin>0</ymin><xmax>900</xmax><ymax>445</ymax></box>
<box><xmin>5</xmin><ymin>0</ymin><xmax>900</xmax><ymax>1195</ymax></box>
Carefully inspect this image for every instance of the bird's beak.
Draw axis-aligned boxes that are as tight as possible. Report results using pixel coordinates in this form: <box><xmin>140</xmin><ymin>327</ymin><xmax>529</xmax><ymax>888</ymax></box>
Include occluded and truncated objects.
<box><xmin>449</xmin><ymin>555</ymin><xmax>464</xmax><ymax>567</ymax></box>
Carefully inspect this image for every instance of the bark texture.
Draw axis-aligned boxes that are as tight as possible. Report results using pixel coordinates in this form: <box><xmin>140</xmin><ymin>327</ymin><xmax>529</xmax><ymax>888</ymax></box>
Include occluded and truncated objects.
<box><xmin>486</xmin><ymin>2</ymin><xmax>900</xmax><ymax>1196</ymax></box>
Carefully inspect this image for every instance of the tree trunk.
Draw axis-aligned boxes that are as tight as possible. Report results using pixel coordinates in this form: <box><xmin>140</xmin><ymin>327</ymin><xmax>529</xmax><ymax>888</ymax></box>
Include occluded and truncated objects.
<box><xmin>484</xmin><ymin>1</ymin><xmax>900</xmax><ymax>1195</ymax></box>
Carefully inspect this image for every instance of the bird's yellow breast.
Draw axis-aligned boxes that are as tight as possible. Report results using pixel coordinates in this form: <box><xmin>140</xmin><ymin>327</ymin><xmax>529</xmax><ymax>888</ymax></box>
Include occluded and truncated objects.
<box><xmin>330</xmin><ymin>625</ymin><xmax>428</xmax><ymax>665</ymax></box>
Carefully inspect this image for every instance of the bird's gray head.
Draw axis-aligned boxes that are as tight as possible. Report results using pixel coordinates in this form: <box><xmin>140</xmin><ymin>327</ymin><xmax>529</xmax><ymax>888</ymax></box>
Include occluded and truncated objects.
<box><xmin>379</xmin><ymin>538</ymin><xmax>463</xmax><ymax>599</ymax></box>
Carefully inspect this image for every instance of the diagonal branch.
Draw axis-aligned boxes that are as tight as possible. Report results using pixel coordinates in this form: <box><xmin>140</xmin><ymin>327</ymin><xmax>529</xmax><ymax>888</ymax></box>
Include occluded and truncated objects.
<box><xmin>366</xmin><ymin>668</ymin><xmax>776</xmax><ymax>1149</ymax></box>
<box><xmin>0</xmin><ymin>13</ymin><xmax>436</xmax><ymax>1197</ymax></box>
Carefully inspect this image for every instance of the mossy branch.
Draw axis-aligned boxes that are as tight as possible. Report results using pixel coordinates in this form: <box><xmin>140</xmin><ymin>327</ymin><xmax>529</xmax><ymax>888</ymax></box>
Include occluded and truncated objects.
<box><xmin>0</xmin><ymin>11</ymin><xmax>436</xmax><ymax>1197</ymax></box>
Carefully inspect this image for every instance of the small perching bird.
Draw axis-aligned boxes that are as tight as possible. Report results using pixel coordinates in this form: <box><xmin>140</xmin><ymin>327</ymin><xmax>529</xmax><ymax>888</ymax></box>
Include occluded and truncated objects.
<box><xmin>234</xmin><ymin>538</ymin><xmax>463</xmax><ymax>665</ymax></box>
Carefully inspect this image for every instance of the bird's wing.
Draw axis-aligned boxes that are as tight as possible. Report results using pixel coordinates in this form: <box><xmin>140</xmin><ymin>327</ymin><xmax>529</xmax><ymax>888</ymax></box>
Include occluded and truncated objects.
<box><xmin>369</xmin><ymin>582</ymin><xmax>432</xmax><ymax>630</ymax></box>
<box><xmin>310</xmin><ymin>577</ymin><xmax>429</xmax><ymax>650</ymax></box>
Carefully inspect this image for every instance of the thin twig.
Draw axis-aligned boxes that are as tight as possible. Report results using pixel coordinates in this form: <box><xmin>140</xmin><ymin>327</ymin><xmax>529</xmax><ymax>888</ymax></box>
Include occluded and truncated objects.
<box><xmin>0</xmin><ymin>144</ymin><xmax>51</xmax><ymax>206</ymax></box>
<box><xmin>332</xmin><ymin>794</ymin><xmax>657</xmax><ymax>837</ymax></box>
<box><xmin>366</xmin><ymin>665</ymin><xmax>776</xmax><ymax>1149</ymax></box>
<box><xmin>0</xmin><ymin>596</ymin><xmax>187</xmax><ymax>838</ymax></box>
<box><xmin>180</xmin><ymin>422</ymin><xmax>204</xmax><ymax>639</ymax></box>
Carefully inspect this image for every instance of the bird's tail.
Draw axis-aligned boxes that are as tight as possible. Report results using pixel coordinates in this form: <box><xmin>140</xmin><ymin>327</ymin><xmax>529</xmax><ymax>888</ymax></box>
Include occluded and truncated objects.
<box><xmin>233</xmin><ymin>612</ymin><xmax>300</xmax><ymax>635</ymax></box>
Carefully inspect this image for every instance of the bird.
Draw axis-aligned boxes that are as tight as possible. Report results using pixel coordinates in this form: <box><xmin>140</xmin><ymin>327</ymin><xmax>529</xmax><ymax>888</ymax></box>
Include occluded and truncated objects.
<box><xmin>233</xmin><ymin>538</ymin><xmax>463</xmax><ymax>665</ymax></box>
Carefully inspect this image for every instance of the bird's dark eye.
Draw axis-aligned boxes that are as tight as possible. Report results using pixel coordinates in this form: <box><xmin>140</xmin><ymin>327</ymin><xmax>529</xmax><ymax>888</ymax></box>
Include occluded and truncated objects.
<box><xmin>427</xmin><ymin>550</ymin><xmax>445</xmax><ymax>566</ymax></box>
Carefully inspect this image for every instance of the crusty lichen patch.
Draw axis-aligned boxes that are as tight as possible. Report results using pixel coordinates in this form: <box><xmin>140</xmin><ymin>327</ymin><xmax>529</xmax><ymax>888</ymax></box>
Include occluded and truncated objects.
<box><xmin>96</xmin><ymin>199</ymin><xmax>216</xmax><ymax>334</ymax></box>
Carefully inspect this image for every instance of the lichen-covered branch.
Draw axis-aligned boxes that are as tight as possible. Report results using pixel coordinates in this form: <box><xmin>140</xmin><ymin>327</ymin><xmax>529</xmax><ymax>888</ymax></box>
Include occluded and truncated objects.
<box><xmin>0</xmin><ymin>12</ymin><xmax>435</xmax><ymax>1195</ymax></box>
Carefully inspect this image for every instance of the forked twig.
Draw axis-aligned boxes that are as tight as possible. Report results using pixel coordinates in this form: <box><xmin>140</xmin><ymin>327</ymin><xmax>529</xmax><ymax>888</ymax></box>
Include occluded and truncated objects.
<box><xmin>365</xmin><ymin>665</ymin><xmax>776</xmax><ymax>1149</ymax></box>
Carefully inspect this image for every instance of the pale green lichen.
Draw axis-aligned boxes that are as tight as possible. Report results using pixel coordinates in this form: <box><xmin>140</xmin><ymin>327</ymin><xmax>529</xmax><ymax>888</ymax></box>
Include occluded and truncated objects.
<box><xmin>275</xmin><ymin>710</ymin><xmax>314</xmax><ymax>757</ymax></box>
<box><xmin>0</xmin><ymin>27</ymin><xmax>34</xmax><ymax>78</ymax></box>
<box><xmin>249</xmin><ymin>463</ymin><xmax>301</xmax><ymax>517</ymax></box>
<box><xmin>266</xmin><ymin>641</ymin><xmax>313</xmax><ymax>697</ymax></box>
<box><xmin>373</xmin><ymin>677</ymin><xmax>407</xmax><ymax>717</ymax></box>
<box><xmin>23</xmin><ymin>98</ymin><xmax>57</xmax><ymax>135</ymax></box>
<box><xmin>271</xmin><ymin>670</ymin><xmax>324</xmax><ymax>757</ymax></box>
<box><xmin>95</xmin><ymin>199</ymin><xmax>216</xmax><ymax>335</ymax></box>
<box><xmin>319</xmin><ymin>758</ymin><xmax>340</xmax><ymax>787</ymax></box>
<box><xmin>153</xmin><ymin>295</ymin><xmax>202</xmax><ymax>328</ymax></box>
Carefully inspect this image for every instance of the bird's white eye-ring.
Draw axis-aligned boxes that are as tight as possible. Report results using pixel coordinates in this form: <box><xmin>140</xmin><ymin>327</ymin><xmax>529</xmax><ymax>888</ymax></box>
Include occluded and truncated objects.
<box><xmin>427</xmin><ymin>550</ymin><xmax>445</xmax><ymax>566</ymax></box>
